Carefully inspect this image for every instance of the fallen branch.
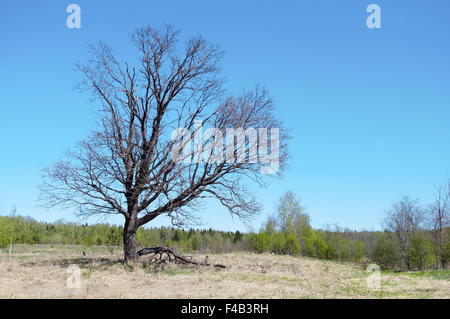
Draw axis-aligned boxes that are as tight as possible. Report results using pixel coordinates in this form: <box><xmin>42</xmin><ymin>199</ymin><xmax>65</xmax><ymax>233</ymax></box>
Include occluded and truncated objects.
<box><xmin>137</xmin><ymin>247</ymin><xmax>227</xmax><ymax>268</ymax></box>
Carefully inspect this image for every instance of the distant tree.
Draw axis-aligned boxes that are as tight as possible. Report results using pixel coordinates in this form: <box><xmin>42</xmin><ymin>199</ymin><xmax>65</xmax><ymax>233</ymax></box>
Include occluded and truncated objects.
<box><xmin>0</xmin><ymin>219</ymin><xmax>10</xmax><ymax>248</ymax></box>
<box><xmin>8</xmin><ymin>206</ymin><xmax>17</xmax><ymax>255</ymax></box>
<box><xmin>40</xmin><ymin>25</ymin><xmax>289</xmax><ymax>262</ymax></box>
<box><xmin>383</xmin><ymin>196</ymin><xmax>424</xmax><ymax>270</ymax></box>
<box><xmin>427</xmin><ymin>179</ymin><xmax>450</xmax><ymax>268</ymax></box>
<box><xmin>303</xmin><ymin>230</ymin><xmax>328</xmax><ymax>259</ymax></box>
<box><xmin>172</xmin><ymin>229</ymin><xmax>182</xmax><ymax>242</ymax></box>
<box><xmin>249</xmin><ymin>232</ymin><xmax>270</xmax><ymax>253</ymax></box>
<box><xmin>276</xmin><ymin>191</ymin><xmax>309</xmax><ymax>235</ymax></box>
<box><xmin>410</xmin><ymin>232</ymin><xmax>436</xmax><ymax>270</ymax></box>
<box><xmin>270</xmin><ymin>232</ymin><xmax>286</xmax><ymax>254</ymax></box>
<box><xmin>190</xmin><ymin>231</ymin><xmax>202</xmax><ymax>251</ymax></box>
<box><xmin>284</xmin><ymin>233</ymin><xmax>300</xmax><ymax>255</ymax></box>
<box><xmin>372</xmin><ymin>232</ymin><xmax>400</xmax><ymax>270</ymax></box>
<box><xmin>233</xmin><ymin>230</ymin><xmax>242</xmax><ymax>244</ymax></box>
<box><xmin>263</xmin><ymin>215</ymin><xmax>278</xmax><ymax>235</ymax></box>
<box><xmin>442</xmin><ymin>241</ymin><xmax>450</xmax><ymax>267</ymax></box>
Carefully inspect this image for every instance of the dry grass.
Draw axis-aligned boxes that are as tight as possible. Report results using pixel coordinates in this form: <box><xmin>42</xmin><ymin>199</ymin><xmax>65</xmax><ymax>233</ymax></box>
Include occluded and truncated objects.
<box><xmin>0</xmin><ymin>244</ymin><xmax>448</xmax><ymax>299</ymax></box>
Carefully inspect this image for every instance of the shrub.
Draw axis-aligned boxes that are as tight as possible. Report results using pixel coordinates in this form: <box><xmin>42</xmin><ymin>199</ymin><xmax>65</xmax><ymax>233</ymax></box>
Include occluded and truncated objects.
<box><xmin>410</xmin><ymin>233</ymin><xmax>436</xmax><ymax>270</ymax></box>
<box><xmin>190</xmin><ymin>233</ymin><xmax>201</xmax><ymax>251</ymax></box>
<box><xmin>441</xmin><ymin>241</ymin><xmax>450</xmax><ymax>268</ymax></box>
<box><xmin>372</xmin><ymin>233</ymin><xmax>400</xmax><ymax>269</ymax></box>
<box><xmin>249</xmin><ymin>233</ymin><xmax>270</xmax><ymax>253</ymax></box>
<box><xmin>284</xmin><ymin>233</ymin><xmax>300</xmax><ymax>255</ymax></box>
<box><xmin>270</xmin><ymin>232</ymin><xmax>286</xmax><ymax>254</ymax></box>
<box><xmin>303</xmin><ymin>233</ymin><xmax>328</xmax><ymax>259</ymax></box>
<box><xmin>96</xmin><ymin>237</ymin><xmax>103</xmax><ymax>246</ymax></box>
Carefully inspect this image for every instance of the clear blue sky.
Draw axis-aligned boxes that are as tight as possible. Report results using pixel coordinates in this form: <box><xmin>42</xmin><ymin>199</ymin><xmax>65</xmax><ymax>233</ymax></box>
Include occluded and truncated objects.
<box><xmin>1</xmin><ymin>0</ymin><xmax>449</xmax><ymax>232</ymax></box>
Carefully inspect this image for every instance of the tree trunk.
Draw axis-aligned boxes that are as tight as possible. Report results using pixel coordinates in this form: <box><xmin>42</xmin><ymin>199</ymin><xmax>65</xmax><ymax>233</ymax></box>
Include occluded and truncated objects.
<box><xmin>439</xmin><ymin>220</ymin><xmax>444</xmax><ymax>269</ymax></box>
<box><xmin>123</xmin><ymin>218</ymin><xmax>138</xmax><ymax>263</ymax></box>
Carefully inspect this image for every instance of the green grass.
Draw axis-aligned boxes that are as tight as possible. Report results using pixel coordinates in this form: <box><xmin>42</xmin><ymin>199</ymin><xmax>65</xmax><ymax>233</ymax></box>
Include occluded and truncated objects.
<box><xmin>404</xmin><ymin>269</ymin><xmax>450</xmax><ymax>281</ymax></box>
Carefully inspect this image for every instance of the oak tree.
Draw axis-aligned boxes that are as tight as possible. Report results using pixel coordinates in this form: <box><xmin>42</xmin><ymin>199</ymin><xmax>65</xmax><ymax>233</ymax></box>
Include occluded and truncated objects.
<box><xmin>40</xmin><ymin>25</ymin><xmax>289</xmax><ymax>262</ymax></box>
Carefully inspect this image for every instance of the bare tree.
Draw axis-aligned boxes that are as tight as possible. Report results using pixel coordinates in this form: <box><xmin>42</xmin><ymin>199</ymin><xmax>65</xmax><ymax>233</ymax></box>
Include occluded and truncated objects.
<box><xmin>383</xmin><ymin>196</ymin><xmax>424</xmax><ymax>270</ymax></box>
<box><xmin>428</xmin><ymin>179</ymin><xmax>450</xmax><ymax>268</ymax></box>
<box><xmin>40</xmin><ymin>25</ymin><xmax>289</xmax><ymax>262</ymax></box>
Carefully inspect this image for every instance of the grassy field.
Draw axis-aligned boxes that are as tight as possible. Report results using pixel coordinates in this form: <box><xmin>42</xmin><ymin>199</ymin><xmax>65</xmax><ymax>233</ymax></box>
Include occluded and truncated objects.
<box><xmin>0</xmin><ymin>244</ymin><xmax>448</xmax><ymax>299</ymax></box>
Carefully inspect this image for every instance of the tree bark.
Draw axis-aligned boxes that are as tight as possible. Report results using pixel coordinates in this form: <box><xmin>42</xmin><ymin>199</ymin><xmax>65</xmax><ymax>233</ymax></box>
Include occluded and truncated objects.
<box><xmin>124</xmin><ymin>218</ymin><xmax>138</xmax><ymax>262</ymax></box>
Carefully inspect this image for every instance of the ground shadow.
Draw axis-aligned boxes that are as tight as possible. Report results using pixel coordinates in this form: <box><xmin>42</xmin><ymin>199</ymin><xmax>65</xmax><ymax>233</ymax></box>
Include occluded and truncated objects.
<box><xmin>21</xmin><ymin>256</ymin><xmax>124</xmax><ymax>268</ymax></box>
